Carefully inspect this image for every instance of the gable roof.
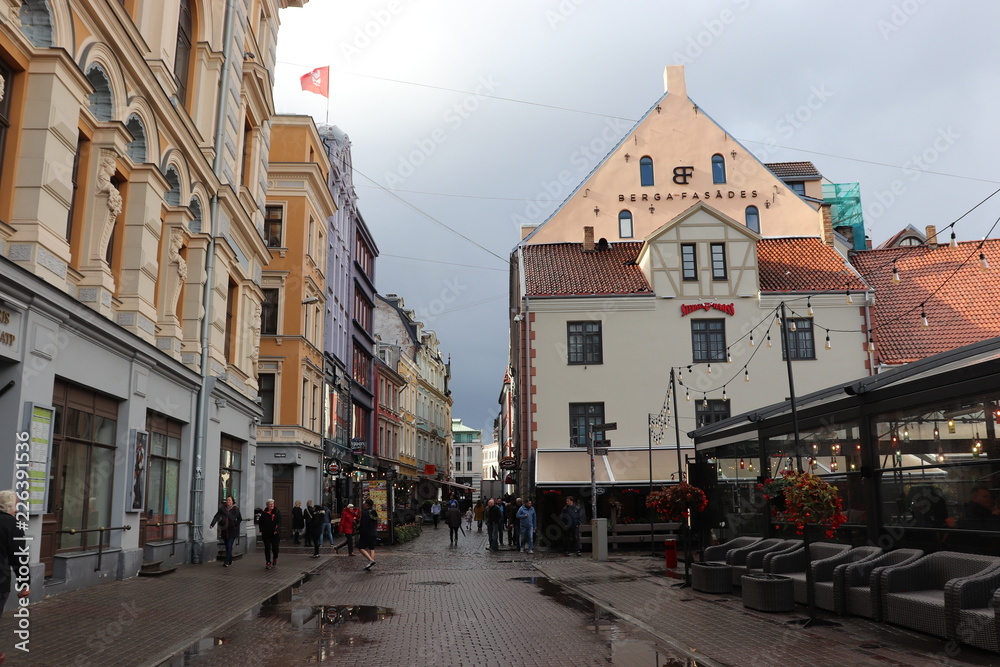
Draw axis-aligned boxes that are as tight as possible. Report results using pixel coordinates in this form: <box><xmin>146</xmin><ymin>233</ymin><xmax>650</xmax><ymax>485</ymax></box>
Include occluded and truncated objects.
<box><xmin>757</xmin><ymin>238</ymin><xmax>869</xmax><ymax>292</ymax></box>
<box><xmin>851</xmin><ymin>240</ymin><xmax>1000</xmax><ymax>365</ymax></box>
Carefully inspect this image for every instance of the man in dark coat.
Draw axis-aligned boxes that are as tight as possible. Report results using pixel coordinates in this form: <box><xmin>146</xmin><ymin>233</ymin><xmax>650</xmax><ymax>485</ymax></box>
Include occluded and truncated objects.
<box><xmin>358</xmin><ymin>498</ymin><xmax>379</xmax><ymax>570</ymax></box>
<box><xmin>560</xmin><ymin>496</ymin><xmax>585</xmax><ymax>556</ymax></box>
<box><xmin>309</xmin><ymin>501</ymin><xmax>326</xmax><ymax>558</ymax></box>
<box><xmin>485</xmin><ymin>498</ymin><xmax>502</xmax><ymax>551</ymax></box>
<box><xmin>444</xmin><ymin>501</ymin><xmax>463</xmax><ymax>546</ymax></box>
<box><xmin>210</xmin><ymin>495</ymin><xmax>243</xmax><ymax>567</ymax></box>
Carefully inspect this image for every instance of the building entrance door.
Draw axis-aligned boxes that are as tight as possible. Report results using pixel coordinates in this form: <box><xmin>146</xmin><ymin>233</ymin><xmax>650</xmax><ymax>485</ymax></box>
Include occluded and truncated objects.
<box><xmin>272</xmin><ymin>474</ymin><xmax>294</xmax><ymax>540</ymax></box>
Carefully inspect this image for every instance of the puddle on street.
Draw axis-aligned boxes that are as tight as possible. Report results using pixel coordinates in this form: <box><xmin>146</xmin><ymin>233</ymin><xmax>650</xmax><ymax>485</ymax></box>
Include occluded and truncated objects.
<box><xmin>312</xmin><ymin>605</ymin><xmax>395</xmax><ymax>662</ymax></box>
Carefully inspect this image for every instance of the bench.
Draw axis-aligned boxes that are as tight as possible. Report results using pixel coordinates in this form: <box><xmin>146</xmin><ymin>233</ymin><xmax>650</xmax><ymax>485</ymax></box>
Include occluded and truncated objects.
<box><xmin>579</xmin><ymin>522</ymin><xmax>681</xmax><ymax>548</ymax></box>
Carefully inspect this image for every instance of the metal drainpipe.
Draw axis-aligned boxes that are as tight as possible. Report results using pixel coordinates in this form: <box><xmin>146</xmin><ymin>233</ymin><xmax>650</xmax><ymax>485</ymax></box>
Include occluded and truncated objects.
<box><xmin>191</xmin><ymin>0</ymin><xmax>237</xmax><ymax>564</ymax></box>
<box><xmin>863</xmin><ymin>291</ymin><xmax>876</xmax><ymax>374</ymax></box>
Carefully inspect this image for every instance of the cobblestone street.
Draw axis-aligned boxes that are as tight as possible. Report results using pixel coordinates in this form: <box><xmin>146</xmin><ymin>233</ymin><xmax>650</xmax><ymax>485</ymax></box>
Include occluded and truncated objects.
<box><xmin>3</xmin><ymin>524</ymin><xmax>1000</xmax><ymax>666</ymax></box>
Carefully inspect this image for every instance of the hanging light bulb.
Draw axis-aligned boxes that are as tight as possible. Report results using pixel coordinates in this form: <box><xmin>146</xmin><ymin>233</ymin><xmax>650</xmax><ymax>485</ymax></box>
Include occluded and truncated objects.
<box><xmin>749</xmin><ymin>332</ymin><xmax>755</xmax><ymax>347</ymax></box>
<box><xmin>981</xmin><ymin>251</ymin><xmax>990</xmax><ymax>270</ymax></box>
<box><xmin>936</xmin><ymin>448</ymin><xmax>946</xmax><ymax>463</ymax></box>
<box><xmin>685</xmin><ymin>388</ymin><xmax>690</xmax><ymax>402</ymax></box>
<box><xmin>789</xmin><ymin>320</ymin><xmax>797</xmax><ymax>332</ymax></box>
<box><xmin>973</xmin><ymin>441</ymin><xmax>982</xmax><ymax>458</ymax></box>
<box><xmin>702</xmin><ymin>394</ymin><xmax>708</xmax><ymax>409</ymax></box>
<box><xmin>892</xmin><ymin>264</ymin><xmax>901</xmax><ymax>284</ymax></box>
<box><xmin>766</xmin><ymin>332</ymin><xmax>772</xmax><ymax>348</ymax></box>
<box><xmin>707</xmin><ymin>362</ymin><xmax>712</xmax><ymax>374</ymax></box>
<box><xmin>825</xmin><ymin>333</ymin><xmax>832</xmax><ymax>350</ymax></box>
<box><xmin>739</xmin><ymin>458</ymin><xmax>745</xmax><ymax>470</ymax></box>
<box><xmin>722</xmin><ymin>386</ymin><xmax>728</xmax><ymax>401</ymax></box>
<box><xmin>677</xmin><ymin>368</ymin><xmax>683</xmax><ymax>383</ymax></box>
<box><xmin>830</xmin><ymin>457</ymin><xmax>838</xmax><ymax>471</ymax></box>
<box><xmin>846</xmin><ymin>290</ymin><xmax>853</xmax><ymax>304</ymax></box>
<box><xmin>950</xmin><ymin>230</ymin><xmax>958</xmax><ymax>248</ymax></box>
<box><xmin>727</xmin><ymin>349</ymin><xmax>733</xmax><ymax>363</ymax></box>
<box><xmin>744</xmin><ymin>368</ymin><xmax>750</xmax><ymax>382</ymax></box>
<box><xmin>774</xmin><ymin>312</ymin><xmax>781</xmax><ymax>326</ymax></box>
<box><xmin>868</xmin><ymin>335</ymin><xmax>875</xmax><ymax>352</ymax></box>
<box><xmin>948</xmin><ymin>419</ymin><xmax>955</xmax><ymax>434</ymax></box>
<box><xmin>807</xmin><ymin>298</ymin><xmax>814</xmax><ymax>317</ymax></box>
<box><xmin>921</xmin><ymin>307</ymin><xmax>929</xmax><ymax>328</ymax></box>
<box><xmin>748</xmin><ymin>460</ymin><xmax>754</xmax><ymax>471</ymax></box>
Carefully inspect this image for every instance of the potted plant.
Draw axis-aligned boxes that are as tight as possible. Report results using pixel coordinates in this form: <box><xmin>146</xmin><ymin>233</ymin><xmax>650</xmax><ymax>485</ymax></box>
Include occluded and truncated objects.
<box><xmin>645</xmin><ymin>482</ymin><xmax>709</xmax><ymax>521</ymax></box>
<box><xmin>760</xmin><ymin>470</ymin><xmax>847</xmax><ymax>538</ymax></box>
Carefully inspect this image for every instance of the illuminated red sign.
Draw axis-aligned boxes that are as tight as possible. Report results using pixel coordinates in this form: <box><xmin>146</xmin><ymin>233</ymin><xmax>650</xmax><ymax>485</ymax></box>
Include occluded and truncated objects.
<box><xmin>680</xmin><ymin>302</ymin><xmax>735</xmax><ymax>317</ymax></box>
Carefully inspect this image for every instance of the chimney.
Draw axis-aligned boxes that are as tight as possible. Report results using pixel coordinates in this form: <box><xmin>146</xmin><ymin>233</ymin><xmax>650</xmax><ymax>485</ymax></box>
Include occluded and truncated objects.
<box><xmin>820</xmin><ymin>203</ymin><xmax>835</xmax><ymax>248</ymax></box>
<box><xmin>583</xmin><ymin>226</ymin><xmax>595</xmax><ymax>253</ymax></box>
<box><xmin>664</xmin><ymin>65</ymin><xmax>687</xmax><ymax>98</ymax></box>
<box><xmin>925</xmin><ymin>225</ymin><xmax>938</xmax><ymax>249</ymax></box>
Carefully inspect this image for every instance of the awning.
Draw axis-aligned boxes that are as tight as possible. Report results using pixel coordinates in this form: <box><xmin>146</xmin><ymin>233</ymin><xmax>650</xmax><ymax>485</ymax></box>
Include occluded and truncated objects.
<box><xmin>418</xmin><ymin>477</ymin><xmax>475</xmax><ymax>492</ymax></box>
<box><xmin>535</xmin><ymin>448</ymin><xmax>682</xmax><ymax>486</ymax></box>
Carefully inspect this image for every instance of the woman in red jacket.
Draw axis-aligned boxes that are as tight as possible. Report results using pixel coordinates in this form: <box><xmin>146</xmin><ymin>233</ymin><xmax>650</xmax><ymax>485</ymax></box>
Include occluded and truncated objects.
<box><xmin>335</xmin><ymin>503</ymin><xmax>360</xmax><ymax>555</ymax></box>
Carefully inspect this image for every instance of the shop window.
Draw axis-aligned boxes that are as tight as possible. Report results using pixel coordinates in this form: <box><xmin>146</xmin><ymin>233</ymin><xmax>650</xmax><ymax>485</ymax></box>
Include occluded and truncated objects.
<box><xmin>145</xmin><ymin>413</ymin><xmax>183</xmax><ymax>540</ymax></box>
<box><xmin>639</xmin><ymin>156</ymin><xmax>654</xmax><ymax>186</ymax></box>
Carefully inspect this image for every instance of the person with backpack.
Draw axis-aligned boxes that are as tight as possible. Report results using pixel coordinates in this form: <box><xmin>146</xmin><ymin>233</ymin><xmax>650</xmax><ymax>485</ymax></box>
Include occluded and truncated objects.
<box><xmin>257</xmin><ymin>498</ymin><xmax>281</xmax><ymax>570</ymax></box>
<box><xmin>210</xmin><ymin>495</ymin><xmax>243</xmax><ymax>567</ymax></box>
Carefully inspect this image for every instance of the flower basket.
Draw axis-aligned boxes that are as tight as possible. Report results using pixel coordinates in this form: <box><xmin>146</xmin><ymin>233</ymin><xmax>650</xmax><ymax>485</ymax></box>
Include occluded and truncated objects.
<box><xmin>645</xmin><ymin>482</ymin><xmax>709</xmax><ymax>521</ymax></box>
<box><xmin>758</xmin><ymin>470</ymin><xmax>846</xmax><ymax>538</ymax></box>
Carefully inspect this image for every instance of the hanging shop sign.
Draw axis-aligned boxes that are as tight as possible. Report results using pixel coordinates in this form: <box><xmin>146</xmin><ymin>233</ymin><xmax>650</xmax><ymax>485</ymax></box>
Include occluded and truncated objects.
<box><xmin>327</xmin><ymin>460</ymin><xmax>340</xmax><ymax>475</ymax></box>
<box><xmin>350</xmin><ymin>438</ymin><xmax>366</xmax><ymax>453</ymax></box>
<box><xmin>680</xmin><ymin>302</ymin><xmax>735</xmax><ymax>317</ymax></box>
<box><xmin>499</xmin><ymin>456</ymin><xmax>517</xmax><ymax>470</ymax></box>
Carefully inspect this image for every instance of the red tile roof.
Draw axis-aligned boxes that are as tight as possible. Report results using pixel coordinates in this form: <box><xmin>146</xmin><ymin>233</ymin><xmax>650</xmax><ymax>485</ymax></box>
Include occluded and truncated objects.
<box><xmin>851</xmin><ymin>241</ymin><xmax>1000</xmax><ymax>364</ymax></box>
<box><xmin>765</xmin><ymin>161</ymin><xmax>821</xmax><ymax>179</ymax></box>
<box><xmin>757</xmin><ymin>238</ymin><xmax>869</xmax><ymax>292</ymax></box>
<box><xmin>522</xmin><ymin>242</ymin><xmax>651</xmax><ymax>297</ymax></box>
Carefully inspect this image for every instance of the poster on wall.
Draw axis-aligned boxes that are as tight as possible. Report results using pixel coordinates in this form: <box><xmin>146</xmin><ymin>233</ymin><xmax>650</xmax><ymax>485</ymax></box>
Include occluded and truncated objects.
<box><xmin>363</xmin><ymin>480</ymin><xmax>389</xmax><ymax>532</ymax></box>
<box><xmin>24</xmin><ymin>404</ymin><xmax>53</xmax><ymax>515</ymax></box>
<box><xmin>128</xmin><ymin>430</ymin><xmax>148</xmax><ymax>512</ymax></box>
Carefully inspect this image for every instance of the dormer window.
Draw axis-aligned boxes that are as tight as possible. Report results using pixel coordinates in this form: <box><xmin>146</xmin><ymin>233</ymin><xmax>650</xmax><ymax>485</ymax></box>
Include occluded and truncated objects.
<box><xmin>711</xmin><ymin>154</ymin><xmax>726</xmax><ymax>184</ymax></box>
<box><xmin>789</xmin><ymin>181</ymin><xmax>806</xmax><ymax>196</ymax></box>
<box><xmin>639</xmin><ymin>156</ymin><xmax>654</xmax><ymax>187</ymax></box>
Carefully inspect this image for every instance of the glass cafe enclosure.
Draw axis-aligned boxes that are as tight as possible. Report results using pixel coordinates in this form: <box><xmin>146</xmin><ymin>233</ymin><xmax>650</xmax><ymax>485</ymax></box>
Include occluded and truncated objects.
<box><xmin>692</xmin><ymin>338</ymin><xmax>1000</xmax><ymax>554</ymax></box>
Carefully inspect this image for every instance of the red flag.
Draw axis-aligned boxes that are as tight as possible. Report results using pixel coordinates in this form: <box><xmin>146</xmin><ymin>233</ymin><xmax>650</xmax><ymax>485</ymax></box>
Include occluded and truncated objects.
<box><xmin>300</xmin><ymin>66</ymin><xmax>329</xmax><ymax>98</ymax></box>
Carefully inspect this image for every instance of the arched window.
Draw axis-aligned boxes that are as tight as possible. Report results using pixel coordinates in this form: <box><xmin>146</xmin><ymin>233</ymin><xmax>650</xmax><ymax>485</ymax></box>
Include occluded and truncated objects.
<box><xmin>19</xmin><ymin>0</ymin><xmax>54</xmax><ymax>48</ymax></box>
<box><xmin>639</xmin><ymin>156</ymin><xmax>654</xmax><ymax>187</ymax></box>
<box><xmin>125</xmin><ymin>115</ymin><xmax>147</xmax><ymax>162</ymax></box>
<box><xmin>745</xmin><ymin>206</ymin><xmax>760</xmax><ymax>233</ymax></box>
<box><xmin>711</xmin><ymin>154</ymin><xmax>726</xmax><ymax>184</ymax></box>
<box><xmin>618</xmin><ymin>210</ymin><xmax>633</xmax><ymax>239</ymax></box>
<box><xmin>86</xmin><ymin>66</ymin><xmax>113</xmax><ymax>122</ymax></box>
<box><xmin>174</xmin><ymin>0</ymin><xmax>193</xmax><ymax>105</ymax></box>
<box><xmin>189</xmin><ymin>197</ymin><xmax>203</xmax><ymax>233</ymax></box>
<box><xmin>164</xmin><ymin>167</ymin><xmax>181</xmax><ymax>206</ymax></box>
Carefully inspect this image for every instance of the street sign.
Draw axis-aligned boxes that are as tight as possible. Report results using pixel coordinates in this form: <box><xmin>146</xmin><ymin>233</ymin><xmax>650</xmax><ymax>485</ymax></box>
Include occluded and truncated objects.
<box><xmin>595</xmin><ymin>448</ymin><xmax>610</xmax><ymax>456</ymax></box>
<box><xmin>593</xmin><ymin>439</ymin><xmax>611</xmax><ymax>446</ymax></box>
<box><xmin>590</xmin><ymin>422</ymin><xmax>617</xmax><ymax>432</ymax></box>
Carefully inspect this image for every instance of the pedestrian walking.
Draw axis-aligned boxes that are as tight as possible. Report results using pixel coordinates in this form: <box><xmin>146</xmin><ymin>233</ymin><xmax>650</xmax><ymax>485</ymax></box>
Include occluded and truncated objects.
<box><xmin>464</xmin><ymin>507</ymin><xmax>473</xmax><ymax>532</ymax></box>
<box><xmin>516</xmin><ymin>499</ymin><xmax>537</xmax><ymax>554</ymax></box>
<box><xmin>303</xmin><ymin>500</ymin><xmax>315</xmax><ymax>547</ymax></box>
<box><xmin>497</xmin><ymin>498</ymin><xmax>505</xmax><ymax>546</ymax></box>
<box><xmin>474</xmin><ymin>499</ymin><xmax>485</xmax><ymax>532</ymax></box>
<box><xmin>0</xmin><ymin>490</ymin><xmax>30</xmax><ymax>664</ymax></box>
<box><xmin>320</xmin><ymin>504</ymin><xmax>335</xmax><ymax>546</ymax></box>
<box><xmin>258</xmin><ymin>499</ymin><xmax>281</xmax><ymax>569</ymax></box>
<box><xmin>560</xmin><ymin>496</ymin><xmax>585</xmax><ymax>556</ymax></box>
<box><xmin>335</xmin><ymin>503</ymin><xmax>359</xmax><ymax>555</ymax></box>
<box><xmin>509</xmin><ymin>497</ymin><xmax>522</xmax><ymax>550</ymax></box>
<box><xmin>210</xmin><ymin>495</ymin><xmax>242</xmax><ymax>567</ymax></box>
<box><xmin>485</xmin><ymin>498</ymin><xmax>502</xmax><ymax>551</ymax></box>
<box><xmin>291</xmin><ymin>500</ymin><xmax>304</xmax><ymax>545</ymax></box>
<box><xmin>309</xmin><ymin>501</ymin><xmax>326</xmax><ymax>558</ymax></box>
<box><xmin>445</xmin><ymin>501</ymin><xmax>462</xmax><ymax>545</ymax></box>
<box><xmin>430</xmin><ymin>500</ymin><xmax>441</xmax><ymax>529</ymax></box>
<box><xmin>358</xmin><ymin>498</ymin><xmax>379</xmax><ymax>570</ymax></box>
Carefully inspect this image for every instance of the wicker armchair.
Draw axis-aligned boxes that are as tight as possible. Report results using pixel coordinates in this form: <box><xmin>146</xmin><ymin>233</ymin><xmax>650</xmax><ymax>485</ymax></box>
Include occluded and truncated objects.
<box><xmin>836</xmin><ymin>548</ymin><xmax>923</xmax><ymax>619</ymax></box>
<box><xmin>944</xmin><ymin>560</ymin><xmax>1000</xmax><ymax>651</ymax></box>
<box><xmin>767</xmin><ymin>542</ymin><xmax>852</xmax><ymax>604</ymax></box>
<box><xmin>882</xmin><ymin>551</ymin><xmax>1000</xmax><ymax>638</ymax></box>
<box><xmin>703</xmin><ymin>537</ymin><xmax>761</xmax><ymax>564</ymax></box>
<box><xmin>737</xmin><ymin>539</ymin><xmax>802</xmax><ymax>585</ymax></box>
<box><xmin>811</xmin><ymin>546</ymin><xmax>881</xmax><ymax>612</ymax></box>
<box><xmin>726</xmin><ymin>538</ymin><xmax>783</xmax><ymax>586</ymax></box>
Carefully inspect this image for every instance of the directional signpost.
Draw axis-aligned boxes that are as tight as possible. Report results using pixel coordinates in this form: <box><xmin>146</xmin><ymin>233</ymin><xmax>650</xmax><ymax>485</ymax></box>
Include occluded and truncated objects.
<box><xmin>588</xmin><ymin>422</ymin><xmax>617</xmax><ymax>535</ymax></box>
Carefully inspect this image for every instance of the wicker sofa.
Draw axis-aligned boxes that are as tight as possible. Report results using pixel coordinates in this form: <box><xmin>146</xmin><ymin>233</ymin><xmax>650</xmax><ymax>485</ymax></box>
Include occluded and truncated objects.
<box><xmin>882</xmin><ymin>551</ymin><xmax>1000</xmax><ymax>639</ymax></box>
<box><xmin>733</xmin><ymin>539</ymin><xmax>802</xmax><ymax>585</ymax></box>
<box><xmin>725</xmin><ymin>538</ymin><xmax>784</xmax><ymax>586</ymax></box>
<box><xmin>809</xmin><ymin>546</ymin><xmax>882</xmax><ymax>612</ymax></box>
<box><xmin>767</xmin><ymin>542</ymin><xmax>853</xmax><ymax>604</ymax></box>
<box><xmin>835</xmin><ymin>548</ymin><xmax>923</xmax><ymax>619</ymax></box>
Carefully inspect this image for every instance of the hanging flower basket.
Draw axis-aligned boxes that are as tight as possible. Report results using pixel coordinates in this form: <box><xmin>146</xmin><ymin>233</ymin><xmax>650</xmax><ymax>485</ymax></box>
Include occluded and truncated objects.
<box><xmin>759</xmin><ymin>470</ymin><xmax>846</xmax><ymax>538</ymax></box>
<box><xmin>645</xmin><ymin>482</ymin><xmax>709</xmax><ymax>521</ymax></box>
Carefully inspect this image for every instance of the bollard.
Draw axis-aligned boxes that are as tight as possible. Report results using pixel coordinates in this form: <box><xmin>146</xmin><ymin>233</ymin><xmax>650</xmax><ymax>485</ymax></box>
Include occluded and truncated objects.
<box><xmin>664</xmin><ymin>538</ymin><xmax>678</xmax><ymax>569</ymax></box>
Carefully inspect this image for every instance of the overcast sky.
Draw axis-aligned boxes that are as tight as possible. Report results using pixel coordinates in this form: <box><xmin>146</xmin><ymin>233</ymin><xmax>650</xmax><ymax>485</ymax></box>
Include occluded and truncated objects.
<box><xmin>273</xmin><ymin>1</ymin><xmax>1000</xmax><ymax>437</ymax></box>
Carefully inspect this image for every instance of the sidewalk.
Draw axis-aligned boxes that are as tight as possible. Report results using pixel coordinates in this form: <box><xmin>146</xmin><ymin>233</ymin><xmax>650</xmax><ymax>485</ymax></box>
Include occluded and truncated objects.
<box><xmin>0</xmin><ymin>550</ymin><xmax>330</xmax><ymax>667</ymax></box>
<box><xmin>535</xmin><ymin>556</ymin><xmax>1000</xmax><ymax>667</ymax></box>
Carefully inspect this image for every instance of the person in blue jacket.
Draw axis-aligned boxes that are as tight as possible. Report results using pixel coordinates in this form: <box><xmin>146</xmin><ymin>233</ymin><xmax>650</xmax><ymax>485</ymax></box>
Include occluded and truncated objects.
<box><xmin>516</xmin><ymin>499</ymin><xmax>537</xmax><ymax>554</ymax></box>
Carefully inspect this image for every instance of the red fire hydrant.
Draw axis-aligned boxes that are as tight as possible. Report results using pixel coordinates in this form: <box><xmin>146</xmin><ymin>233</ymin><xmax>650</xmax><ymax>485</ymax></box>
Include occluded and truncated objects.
<box><xmin>664</xmin><ymin>538</ymin><xmax>678</xmax><ymax>569</ymax></box>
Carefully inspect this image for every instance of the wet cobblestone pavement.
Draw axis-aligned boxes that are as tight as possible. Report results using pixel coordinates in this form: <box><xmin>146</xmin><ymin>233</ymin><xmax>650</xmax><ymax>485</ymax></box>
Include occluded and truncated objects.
<box><xmin>2</xmin><ymin>524</ymin><xmax>1000</xmax><ymax>666</ymax></box>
